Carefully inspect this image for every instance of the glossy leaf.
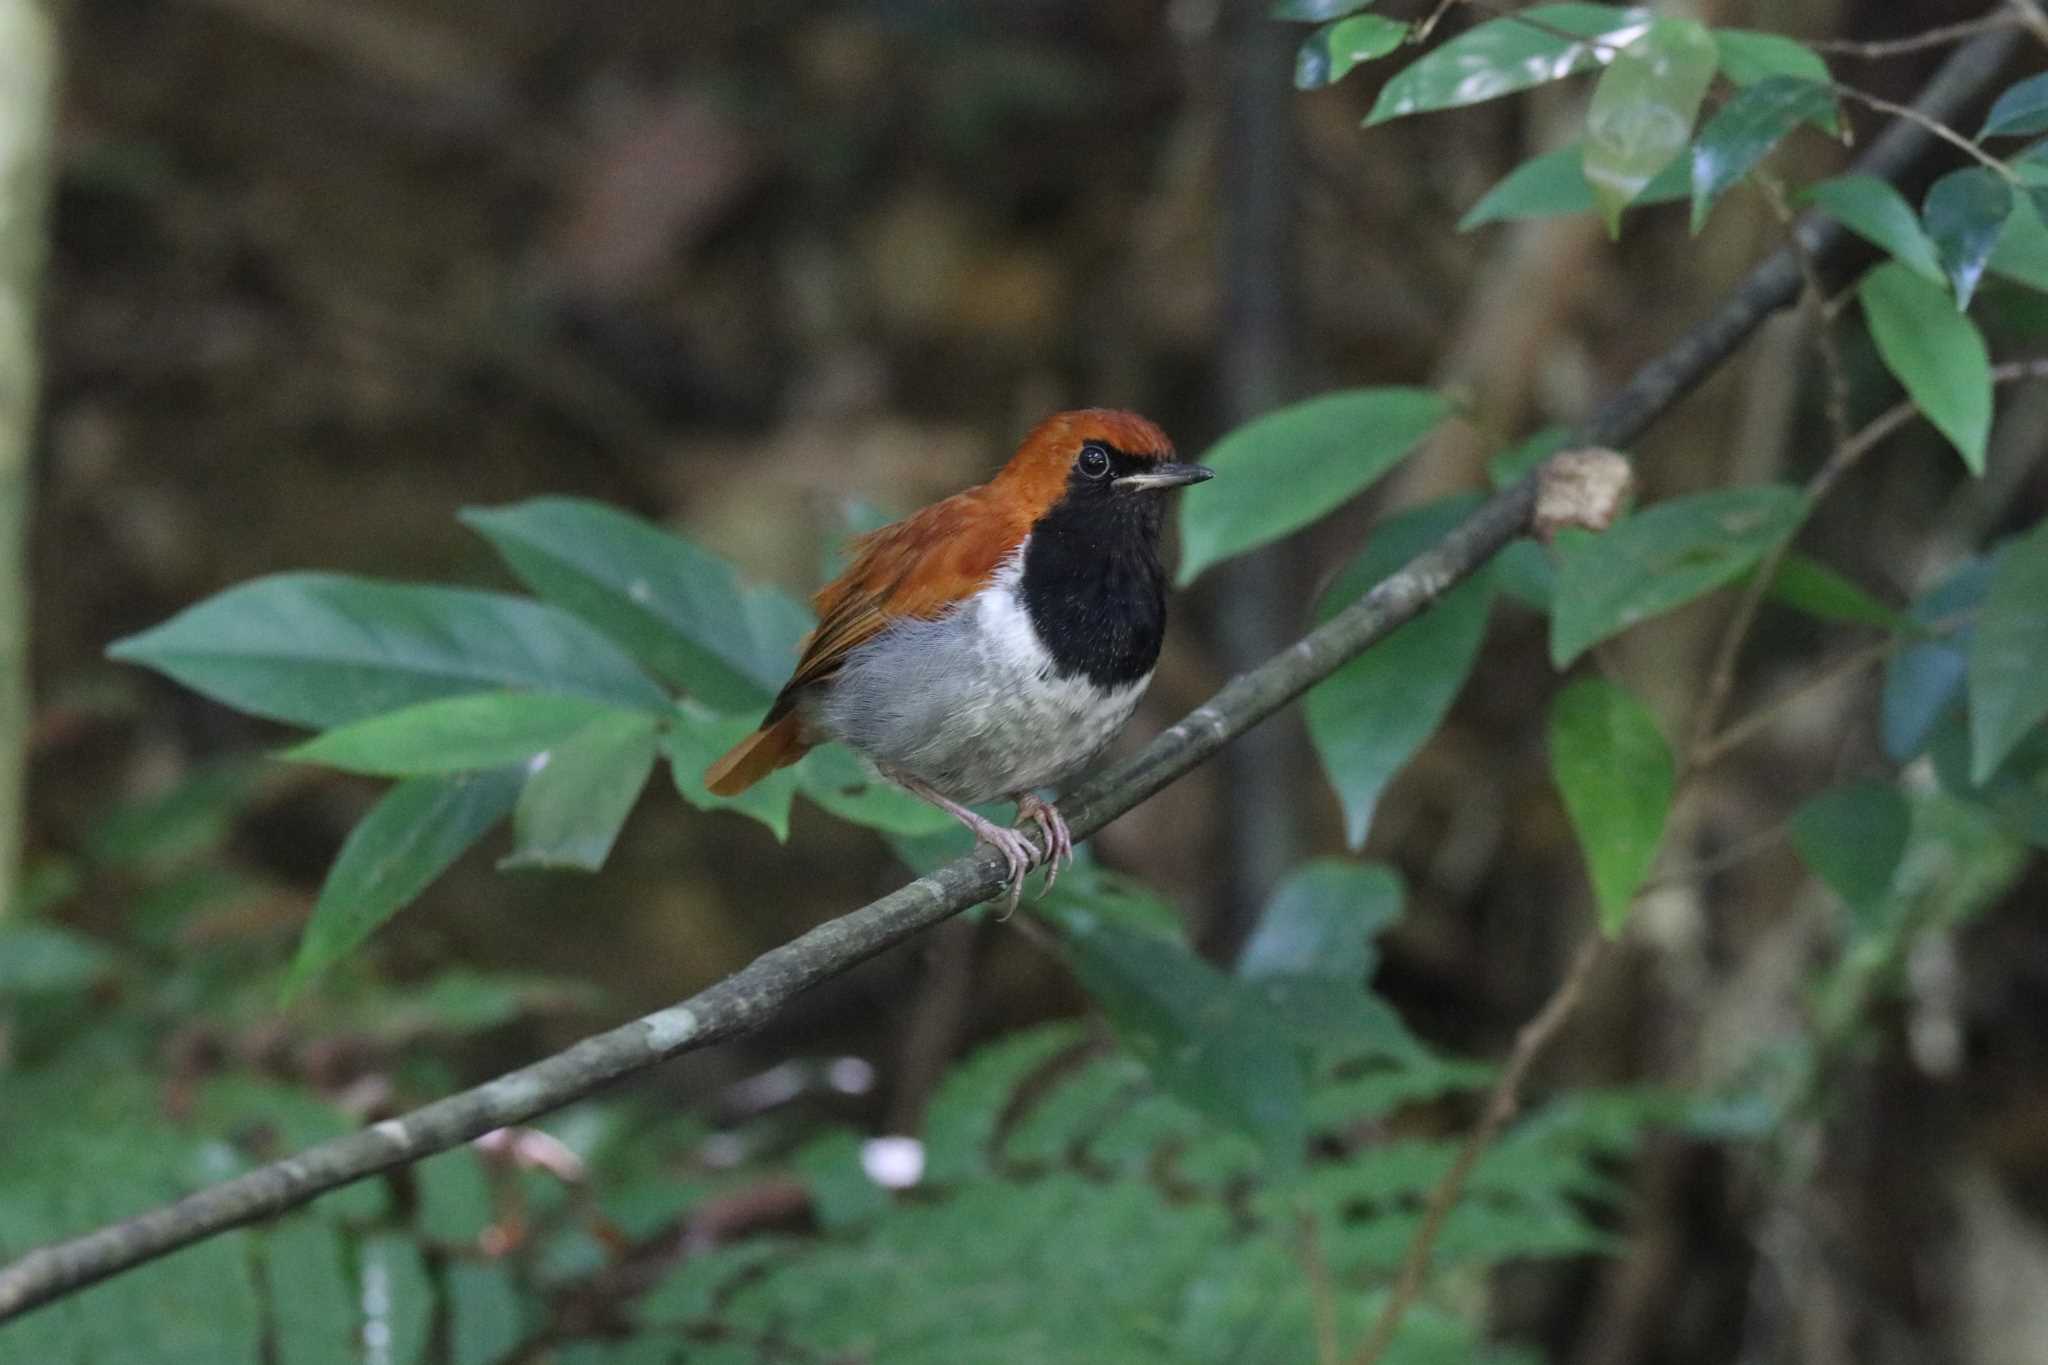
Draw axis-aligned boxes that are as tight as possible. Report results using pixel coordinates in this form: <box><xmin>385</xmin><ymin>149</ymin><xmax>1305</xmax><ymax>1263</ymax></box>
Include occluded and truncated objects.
<box><xmin>1459</xmin><ymin>143</ymin><xmax>1689</xmax><ymax>229</ymax></box>
<box><xmin>107</xmin><ymin>573</ymin><xmax>669</xmax><ymax>729</ymax></box>
<box><xmin>283</xmin><ymin>692</ymin><xmax>628</xmax><ymax>776</ymax></box>
<box><xmin>1861</xmin><ymin>261</ymin><xmax>1993</xmax><ymax>473</ymax></box>
<box><xmin>1056</xmin><ymin>914</ymin><xmax>1308</xmax><ymax>1163</ymax></box>
<box><xmin>1987</xmin><ymin>190</ymin><xmax>2048</xmax><ymax>292</ymax></box>
<box><xmin>1766</xmin><ymin>552</ymin><xmax>1908</xmax><ymax>630</ymax></box>
<box><xmin>1295</xmin><ymin>14</ymin><xmax>1408</xmax><ymax>89</ymax></box>
<box><xmin>1882</xmin><ymin>556</ymin><xmax>1993</xmax><ymax>762</ymax></box>
<box><xmin>1235</xmin><ymin>861</ymin><xmax>1413</xmax><ymax>1056</ymax></box>
<box><xmin>1922</xmin><ymin>167</ymin><xmax>2014</xmax><ymax>308</ymax></box>
<box><xmin>1270</xmin><ymin>0</ymin><xmax>1377</xmax><ymax>19</ymax></box>
<box><xmin>1583</xmin><ymin>18</ymin><xmax>1718</xmax><ymax>236</ymax></box>
<box><xmin>1714</xmin><ymin>29</ymin><xmax>1831</xmax><ymax>89</ymax></box>
<box><xmin>501</xmin><ymin>711</ymin><xmax>659</xmax><ymax>871</ymax></box>
<box><xmin>1367</xmin><ymin>4</ymin><xmax>1652</xmax><ymax>125</ymax></box>
<box><xmin>1306</xmin><ymin>497</ymin><xmax>1495</xmax><ymax>846</ymax></box>
<box><xmin>1981</xmin><ymin>71</ymin><xmax>2048</xmax><ymax>138</ymax></box>
<box><xmin>1175</xmin><ymin>387</ymin><xmax>1452</xmax><ymax>584</ymax></box>
<box><xmin>462</xmin><ymin>498</ymin><xmax>811</xmax><ymax>711</ymax></box>
<box><xmin>1238</xmin><ymin>859</ymin><xmax>1402</xmax><ymax>982</ymax></box>
<box><xmin>1549</xmin><ymin>679</ymin><xmax>1673</xmax><ymax>932</ymax></box>
<box><xmin>1689</xmin><ymin>76</ymin><xmax>1836</xmax><ymax>233</ymax></box>
<box><xmin>288</xmin><ymin>769</ymin><xmax>523</xmax><ymax>991</ymax></box>
<box><xmin>1550</xmin><ymin>485</ymin><xmax>1806</xmax><ymax>667</ymax></box>
<box><xmin>1968</xmin><ymin>519</ymin><xmax>2048</xmax><ymax>783</ymax></box>
<box><xmin>1789</xmin><ymin>781</ymin><xmax>1910</xmax><ymax>926</ymax></box>
<box><xmin>1931</xmin><ymin>712</ymin><xmax>2048</xmax><ymax>852</ymax></box>
<box><xmin>1799</xmin><ymin>175</ymin><xmax>1944</xmax><ymax>282</ymax></box>
<box><xmin>661</xmin><ymin>704</ymin><xmax>798</xmax><ymax>840</ymax></box>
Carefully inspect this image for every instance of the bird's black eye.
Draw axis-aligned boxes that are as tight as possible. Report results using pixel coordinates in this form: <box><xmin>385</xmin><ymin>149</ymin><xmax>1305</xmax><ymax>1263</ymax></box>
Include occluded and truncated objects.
<box><xmin>1077</xmin><ymin>443</ymin><xmax>1112</xmax><ymax>479</ymax></box>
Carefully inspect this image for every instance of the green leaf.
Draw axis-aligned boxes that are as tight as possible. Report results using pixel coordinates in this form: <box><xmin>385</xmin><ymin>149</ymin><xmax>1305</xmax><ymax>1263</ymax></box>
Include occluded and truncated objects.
<box><xmin>661</xmin><ymin>704</ymin><xmax>798</xmax><ymax>840</ymax></box>
<box><xmin>448</xmin><ymin>1262</ymin><xmax>525</xmax><ymax>1365</ymax></box>
<box><xmin>1882</xmin><ymin>556</ymin><xmax>1993</xmax><ymax>761</ymax></box>
<box><xmin>1766</xmin><ymin>552</ymin><xmax>1908</xmax><ymax>630</ymax></box>
<box><xmin>1175</xmin><ymin>387</ymin><xmax>1453</xmax><ymax>584</ymax></box>
<box><xmin>1294</xmin><ymin>13</ymin><xmax>1408</xmax><ymax>88</ymax></box>
<box><xmin>1550</xmin><ymin>485</ymin><xmax>1806</xmax><ymax>667</ymax></box>
<box><xmin>357</xmin><ymin>1234</ymin><xmax>433</xmax><ymax>1365</ymax></box>
<box><xmin>283</xmin><ymin>692</ymin><xmax>631</xmax><ymax>776</ymax></box>
<box><xmin>1789</xmin><ymin>781</ymin><xmax>1910</xmax><ymax>926</ymax></box>
<box><xmin>1549</xmin><ymin>679</ymin><xmax>1673</xmax><ymax>931</ymax></box>
<box><xmin>1238</xmin><ymin>858</ymin><xmax>1402</xmax><ymax>982</ymax></box>
<box><xmin>1968</xmin><ymin>519</ymin><xmax>2048</xmax><ymax>782</ymax></box>
<box><xmin>1988</xmin><ymin>188</ymin><xmax>2048</xmax><ymax>292</ymax></box>
<box><xmin>462</xmin><ymin>498</ymin><xmax>811</xmax><ymax>710</ymax></box>
<box><xmin>1305</xmin><ymin>497</ymin><xmax>1495</xmax><ymax>846</ymax></box>
<box><xmin>0</xmin><ymin>922</ymin><xmax>115</xmax><ymax>995</ymax></box>
<box><xmin>500</xmin><ymin>711</ymin><xmax>658</xmax><ymax>871</ymax></box>
<box><xmin>1931</xmin><ymin>711</ymin><xmax>2048</xmax><ymax>851</ymax></box>
<box><xmin>1861</xmin><ymin>261</ymin><xmax>1993</xmax><ymax>473</ymax></box>
<box><xmin>1981</xmin><ymin>71</ymin><xmax>2048</xmax><ymax>138</ymax></box>
<box><xmin>1799</xmin><ymin>175</ymin><xmax>1945</xmax><ymax>283</ymax></box>
<box><xmin>1459</xmin><ymin>143</ymin><xmax>1690</xmax><ymax>229</ymax></box>
<box><xmin>1583</xmin><ymin>19</ymin><xmax>1718</xmax><ymax>236</ymax></box>
<box><xmin>1368</xmin><ymin>4</ymin><xmax>1651</xmax><ymax>124</ymax></box>
<box><xmin>1270</xmin><ymin>0</ymin><xmax>1378</xmax><ymax>19</ymax></box>
<box><xmin>1689</xmin><ymin>76</ymin><xmax>1836</xmax><ymax>233</ymax></box>
<box><xmin>1056</xmin><ymin>915</ymin><xmax>1308</xmax><ymax>1163</ymax></box>
<box><xmin>108</xmin><ymin>573</ymin><xmax>669</xmax><ymax>729</ymax></box>
<box><xmin>287</xmin><ymin>768</ymin><xmax>523</xmax><ymax>991</ymax></box>
<box><xmin>1714</xmin><ymin>28</ymin><xmax>1831</xmax><ymax>89</ymax></box>
<box><xmin>264</xmin><ymin>1218</ymin><xmax>358</xmax><ymax>1365</ymax></box>
<box><xmin>796</xmin><ymin>742</ymin><xmax>961</xmax><ymax>837</ymax></box>
<box><xmin>1922</xmin><ymin>167</ymin><xmax>2014</xmax><ymax>308</ymax></box>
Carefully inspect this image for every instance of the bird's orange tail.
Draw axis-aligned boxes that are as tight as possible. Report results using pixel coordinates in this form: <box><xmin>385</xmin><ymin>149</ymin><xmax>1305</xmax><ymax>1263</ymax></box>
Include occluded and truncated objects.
<box><xmin>704</xmin><ymin>713</ymin><xmax>810</xmax><ymax>795</ymax></box>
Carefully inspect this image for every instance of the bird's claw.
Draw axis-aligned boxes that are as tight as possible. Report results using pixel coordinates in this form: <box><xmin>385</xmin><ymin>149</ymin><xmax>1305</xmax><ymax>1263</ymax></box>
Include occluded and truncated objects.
<box><xmin>979</xmin><ymin>823</ymin><xmax>1037</xmax><ymax>919</ymax></box>
<box><xmin>1015</xmin><ymin>795</ymin><xmax>1074</xmax><ymax>900</ymax></box>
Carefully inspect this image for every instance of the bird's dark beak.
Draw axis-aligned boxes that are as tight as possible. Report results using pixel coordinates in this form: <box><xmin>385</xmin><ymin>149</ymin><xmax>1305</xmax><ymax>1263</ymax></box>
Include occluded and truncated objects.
<box><xmin>1115</xmin><ymin>462</ymin><xmax>1215</xmax><ymax>492</ymax></box>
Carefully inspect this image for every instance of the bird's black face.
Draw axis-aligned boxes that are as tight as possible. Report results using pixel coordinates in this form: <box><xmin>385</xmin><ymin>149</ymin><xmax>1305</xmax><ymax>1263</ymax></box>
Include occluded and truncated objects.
<box><xmin>1020</xmin><ymin>441</ymin><xmax>1211</xmax><ymax>688</ymax></box>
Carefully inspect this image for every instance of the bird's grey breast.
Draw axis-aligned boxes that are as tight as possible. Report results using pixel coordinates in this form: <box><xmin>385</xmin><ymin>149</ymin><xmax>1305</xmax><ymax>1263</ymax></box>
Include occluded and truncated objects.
<box><xmin>809</xmin><ymin>553</ymin><xmax>1150</xmax><ymax>802</ymax></box>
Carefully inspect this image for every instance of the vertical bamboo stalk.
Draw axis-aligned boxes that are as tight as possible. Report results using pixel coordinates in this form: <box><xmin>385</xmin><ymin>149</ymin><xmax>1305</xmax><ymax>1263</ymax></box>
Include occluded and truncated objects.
<box><xmin>0</xmin><ymin>0</ymin><xmax>57</xmax><ymax>915</ymax></box>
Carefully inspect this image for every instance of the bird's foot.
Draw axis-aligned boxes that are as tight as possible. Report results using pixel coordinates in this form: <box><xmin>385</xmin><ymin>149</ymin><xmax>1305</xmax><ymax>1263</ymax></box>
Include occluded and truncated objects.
<box><xmin>1014</xmin><ymin>793</ymin><xmax>1073</xmax><ymax>898</ymax></box>
<box><xmin>883</xmin><ymin>768</ymin><xmax>1041</xmax><ymax>916</ymax></box>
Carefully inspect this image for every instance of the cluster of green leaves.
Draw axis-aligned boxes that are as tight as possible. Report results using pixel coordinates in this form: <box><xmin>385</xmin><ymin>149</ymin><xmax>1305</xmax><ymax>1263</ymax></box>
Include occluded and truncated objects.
<box><xmin>1281</xmin><ymin>2</ymin><xmax>2048</xmax><ymax>477</ymax></box>
<box><xmin>4</xmin><ymin>833</ymin><xmax>1704</xmax><ymax>1364</ymax></box>
<box><xmin>106</xmin><ymin>499</ymin><xmax>969</xmax><ymax>991</ymax></box>
<box><xmin>1</xmin><ymin>778</ymin><xmax>618</xmax><ymax>1365</ymax></box>
<box><xmin>601</xmin><ymin>870</ymin><xmax>1700</xmax><ymax>1365</ymax></box>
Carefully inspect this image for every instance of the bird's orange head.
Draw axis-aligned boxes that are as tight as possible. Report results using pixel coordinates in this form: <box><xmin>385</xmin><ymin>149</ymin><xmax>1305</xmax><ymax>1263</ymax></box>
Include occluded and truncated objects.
<box><xmin>991</xmin><ymin>409</ymin><xmax>1210</xmax><ymax>519</ymax></box>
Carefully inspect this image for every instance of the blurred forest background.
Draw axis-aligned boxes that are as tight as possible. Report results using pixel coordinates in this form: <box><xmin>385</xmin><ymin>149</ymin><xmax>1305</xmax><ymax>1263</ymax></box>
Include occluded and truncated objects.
<box><xmin>9</xmin><ymin>0</ymin><xmax>2048</xmax><ymax>1362</ymax></box>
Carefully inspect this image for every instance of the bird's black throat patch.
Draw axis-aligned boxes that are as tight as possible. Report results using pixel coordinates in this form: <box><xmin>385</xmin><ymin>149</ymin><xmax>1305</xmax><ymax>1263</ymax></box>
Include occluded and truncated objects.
<box><xmin>1019</xmin><ymin>450</ymin><xmax>1171</xmax><ymax>688</ymax></box>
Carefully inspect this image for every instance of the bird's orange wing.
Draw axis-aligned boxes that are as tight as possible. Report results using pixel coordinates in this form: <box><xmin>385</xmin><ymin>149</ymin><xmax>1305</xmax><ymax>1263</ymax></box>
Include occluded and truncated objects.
<box><xmin>702</xmin><ymin>485</ymin><xmax>1023</xmax><ymax>795</ymax></box>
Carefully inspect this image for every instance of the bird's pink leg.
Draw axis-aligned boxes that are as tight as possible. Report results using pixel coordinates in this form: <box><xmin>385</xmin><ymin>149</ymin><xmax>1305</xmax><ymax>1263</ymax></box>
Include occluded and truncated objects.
<box><xmin>1013</xmin><ymin>793</ymin><xmax>1072</xmax><ymax>897</ymax></box>
<box><xmin>883</xmin><ymin>768</ymin><xmax>1039</xmax><ymax>916</ymax></box>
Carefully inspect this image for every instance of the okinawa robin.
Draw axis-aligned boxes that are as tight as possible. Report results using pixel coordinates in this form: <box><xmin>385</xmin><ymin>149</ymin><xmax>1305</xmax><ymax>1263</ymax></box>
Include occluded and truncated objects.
<box><xmin>704</xmin><ymin>409</ymin><xmax>1212</xmax><ymax>910</ymax></box>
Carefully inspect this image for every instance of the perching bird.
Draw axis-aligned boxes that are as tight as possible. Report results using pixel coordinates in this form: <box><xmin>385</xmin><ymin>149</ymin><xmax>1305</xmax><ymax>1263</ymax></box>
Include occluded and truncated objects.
<box><xmin>704</xmin><ymin>409</ymin><xmax>1212</xmax><ymax>910</ymax></box>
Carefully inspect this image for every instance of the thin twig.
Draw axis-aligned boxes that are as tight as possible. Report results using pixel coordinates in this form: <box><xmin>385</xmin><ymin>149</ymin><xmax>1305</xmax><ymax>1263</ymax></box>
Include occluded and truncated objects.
<box><xmin>1830</xmin><ymin>82</ymin><xmax>2017</xmax><ymax>181</ymax></box>
<box><xmin>1298</xmin><ymin>1210</ymin><xmax>1343</xmax><ymax>1365</ymax></box>
<box><xmin>1690</xmin><ymin>178</ymin><xmax>1854</xmax><ymax>759</ymax></box>
<box><xmin>1345</xmin><ymin>938</ymin><xmax>1606</xmax><ymax>1365</ymax></box>
<box><xmin>0</xmin><ymin>23</ymin><xmax>2021</xmax><ymax>1328</ymax></box>
<box><xmin>1809</xmin><ymin>13</ymin><xmax>2018</xmax><ymax>59</ymax></box>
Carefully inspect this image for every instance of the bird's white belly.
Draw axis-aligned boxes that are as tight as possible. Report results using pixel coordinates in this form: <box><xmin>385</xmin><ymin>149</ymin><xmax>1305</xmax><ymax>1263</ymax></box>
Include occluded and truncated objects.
<box><xmin>809</xmin><ymin>572</ymin><xmax>1150</xmax><ymax>803</ymax></box>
